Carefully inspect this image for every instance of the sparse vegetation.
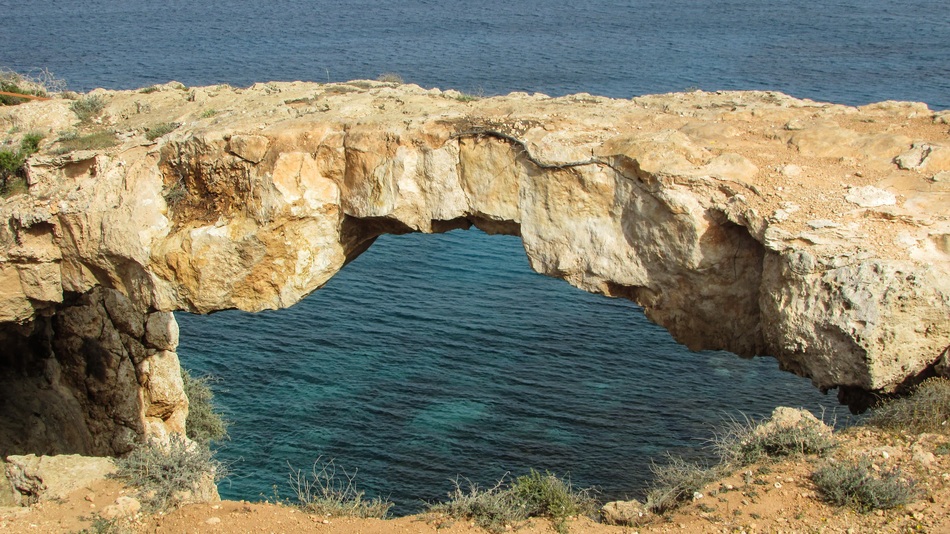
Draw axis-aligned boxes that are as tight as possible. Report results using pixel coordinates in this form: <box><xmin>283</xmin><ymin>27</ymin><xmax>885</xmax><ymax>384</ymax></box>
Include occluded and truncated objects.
<box><xmin>641</xmin><ymin>409</ymin><xmax>835</xmax><ymax>516</ymax></box>
<box><xmin>289</xmin><ymin>457</ymin><xmax>392</xmax><ymax>519</ymax></box>
<box><xmin>812</xmin><ymin>457</ymin><xmax>917</xmax><ymax>512</ymax></box>
<box><xmin>76</xmin><ymin>515</ymin><xmax>127</xmax><ymax>534</ymax></box>
<box><xmin>20</xmin><ymin>131</ymin><xmax>43</xmax><ymax>154</ymax></box>
<box><xmin>1</xmin><ymin>132</ymin><xmax>44</xmax><ymax>196</ymax></box>
<box><xmin>53</xmin><ymin>130</ymin><xmax>118</xmax><ymax>154</ymax></box>
<box><xmin>145</xmin><ymin>122</ymin><xmax>179</xmax><ymax>141</ymax></box>
<box><xmin>428</xmin><ymin>470</ymin><xmax>596</xmax><ymax>534</ymax></box>
<box><xmin>71</xmin><ymin>95</ymin><xmax>106</xmax><ymax>122</ymax></box>
<box><xmin>714</xmin><ymin>413</ymin><xmax>836</xmax><ymax>466</ymax></box>
<box><xmin>1</xmin><ymin>67</ymin><xmax>65</xmax><ymax>105</ymax></box>
<box><xmin>182</xmin><ymin>369</ymin><xmax>229</xmax><ymax>445</ymax></box>
<box><xmin>455</xmin><ymin>93</ymin><xmax>481</xmax><ymax>102</ymax></box>
<box><xmin>511</xmin><ymin>470</ymin><xmax>598</xmax><ymax>533</ymax></box>
<box><xmin>114</xmin><ymin>434</ymin><xmax>223</xmax><ymax>512</ymax></box>
<box><xmin>867</xmin><ymin>377</ymin><xmax>950</xmax><ymax>434</ymax></box>
<box><xmin>163</xmin><ymin>180</ymin><xmax>187</xmax><ymax>207</ymax></box>
<box><xmin>139</xmin><ymin>86</ymin><xmax>160</xmax><ymax>94</ymax></box>
<box><xmin>376</xmin><ymin>72</ymin><xmax>404</xmax><ymax>84</ymax></box>
<box><xmin>200</xmin><ymin>108</ymin><xmax>218</xmax><ymax>118</ymax></box>
<box><xmin>644</xmin><ymin>456</ymin><xmax>722</xmax><ymax>514</ymax></box>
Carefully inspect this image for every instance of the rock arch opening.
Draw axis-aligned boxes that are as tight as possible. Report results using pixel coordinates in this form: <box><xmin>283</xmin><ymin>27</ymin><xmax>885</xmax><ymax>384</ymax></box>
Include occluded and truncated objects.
<box><xmin>175</xmin><ymin>229</ymin><xmax>839</xmax><ymax>512</ymax></box>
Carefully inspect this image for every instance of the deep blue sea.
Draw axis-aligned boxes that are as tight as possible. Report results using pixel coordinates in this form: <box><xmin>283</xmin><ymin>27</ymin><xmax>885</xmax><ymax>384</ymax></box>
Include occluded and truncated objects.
<box><xmin>3</xmin><ymin>0</ymin><xmax>948</xmax><ymax>513</ymax></box>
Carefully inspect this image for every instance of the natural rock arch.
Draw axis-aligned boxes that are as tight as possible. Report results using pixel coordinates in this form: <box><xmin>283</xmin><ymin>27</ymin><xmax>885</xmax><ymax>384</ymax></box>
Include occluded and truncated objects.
<box><xmin>1</xmin><ymin>81</ymin><xmax>948</xmax><ymax>453</ymax></box>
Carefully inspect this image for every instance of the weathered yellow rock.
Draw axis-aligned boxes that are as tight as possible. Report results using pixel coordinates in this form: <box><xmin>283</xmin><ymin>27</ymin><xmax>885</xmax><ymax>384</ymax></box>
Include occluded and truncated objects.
<box><xmin>0</xmin><ymin>82</ymin><xmax>948</xmax><ymax>419</ymax></box>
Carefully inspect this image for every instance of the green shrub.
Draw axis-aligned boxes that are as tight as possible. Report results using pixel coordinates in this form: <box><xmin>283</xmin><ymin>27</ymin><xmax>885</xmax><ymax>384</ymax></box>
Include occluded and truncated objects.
<box><xmin>1</xmin><ymin>132</ymin><xmax>44</xmax><ymax>196</ymax></box>
<box><xmin>714</xmin><ymin>413</ymin><xmax>836</xmax><ymax>466</ymax></box>
<box><xmin>644</xmin><ymin>455</ymin><xmax>722</xmax><ymax>514</ymax></box>
<box><xmin>20</xmin><ymin>132</ymin><xmax>43</xmax><ymax>154</ymax></box>
<box><xmin>54</xmin><ymin>130</ymin><xmax>117</xmax><ymax>153</ymax></box>
<box><xmin>145</xmin><ymin>122</ymin><xmax>179</xmax><ymax>141</ymax></box>
<box><xmin>429</xmin><ymin>471</ymin><xmax>596</xmax><ymax>534</ymax></box>
<box><xmin>812</xmin><ymin>458</ymin><xmax>917</xmax><ymax>512</ymax></box>
<box><xmin>867</xmin><ymin>377</ymin><xmax>950</xmax><ymax>434</ymax></box>
<box><xmin>511</xmin><ymin>470</ymin><xmax>598</xmax><ymax>533</ymax></box>
<box><xmin>289</xmin><ymin>457</ymin><xmax>392</xmax><ymax>518</ymax></box>
<box><xmin>114</xmin><ymin>434</ymin><xmax>222</xmax><ymax>511</ymax></box>
<box><xmin>139</xmin><ymin>86</ymin><xmax>160</xmax><ymax>94</ymax></box>
<box><xmin>71</xmin><ymin>95</ymin><xmax>106</xmax><ymax>122</ymax></box>
<box><xmin>182</xmin><ymin>370</ymin><xmax>229</xmax><ymax>444</ymax></box>
<box><xmin>0</xmin><ymin>148</ymin><xmax>25</xmax><ymax>177</ymax></box>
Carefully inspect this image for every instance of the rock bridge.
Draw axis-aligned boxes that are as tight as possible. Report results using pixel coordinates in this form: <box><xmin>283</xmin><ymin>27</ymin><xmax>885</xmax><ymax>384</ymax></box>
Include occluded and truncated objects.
<box><xmin>1</xmin><ymin>81</ymin><xmax>948</xmax><ymax>455</ymax></box>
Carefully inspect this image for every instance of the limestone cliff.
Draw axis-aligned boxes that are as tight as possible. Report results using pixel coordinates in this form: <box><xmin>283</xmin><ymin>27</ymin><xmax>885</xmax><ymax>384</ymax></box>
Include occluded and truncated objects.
<box><xmin>1</xmin><ymin>81</ymin><xmax>948</xmax><ymax>451</ymax></box>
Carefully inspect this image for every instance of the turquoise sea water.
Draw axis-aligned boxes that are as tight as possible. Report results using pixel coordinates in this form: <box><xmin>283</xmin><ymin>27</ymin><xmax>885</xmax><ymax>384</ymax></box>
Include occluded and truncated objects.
<box><xmin>177</xmin><ymin>231</ymin><xmax>843</xmax><ymax>512</ymax></box>
<box><xmin>2</xmin><ymin>0</ymin><xmax>947</xmax><ymax>513</ymax></box>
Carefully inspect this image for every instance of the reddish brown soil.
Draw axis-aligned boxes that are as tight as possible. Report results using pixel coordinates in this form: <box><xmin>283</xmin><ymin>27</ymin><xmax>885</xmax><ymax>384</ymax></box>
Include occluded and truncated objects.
<box><xmin>2</xmin><ymin>427</ymin><xmax>948</xmax><ymax>534</ymax></box>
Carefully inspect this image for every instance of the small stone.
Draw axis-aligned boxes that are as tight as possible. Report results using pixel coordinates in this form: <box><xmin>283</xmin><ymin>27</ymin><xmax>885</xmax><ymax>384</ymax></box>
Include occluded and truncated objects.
<box><xmin>774</xmin><ymin>482</ymin><xmax>783</xmax><ymax>489</ymax></box>
<box><xmin>912</xmin><ymin>449</ymin><xmax>935</xmax><ymax>467</ymax></box>
<box><xmin>322</xmin><ymin>519</ymin><xmax>330</xmax><ymax>524</ymax></box>
<box><xmin>845</xmin><ymin>185</ymin><xmax>896</xmax><ymax>207</ymax></box>
<box><xmin>807</xmin><ymin>219</ymin><xmax>839</xmax><ymax>229</ymax></box>
<box><xmin>84</xmin><ymin>493</ymin><xmax>95</xmax><ymax>502</ymax></box>
<box><xmin>101</xmin><ymin>496</ymin><xmax>140</xmax><ymax>520</ymax></box>
<box><xmin>205</xmin><ymin>517</ymin><xmax>221</xmax><ymax>525</ymax></box>
<box><xmin>601</xmin><ymin>500</ymin><xmax>649</xmax><ymax>525</ymax></box>
<box><xmin>781</xmin><ymin>164</ymin><xmax>803</xmax><ymax>177</ymax></box>
<box><xmin>693</xmin><ymin>492</ymin><xmax>704</xmax><ymax>500</ymax></box>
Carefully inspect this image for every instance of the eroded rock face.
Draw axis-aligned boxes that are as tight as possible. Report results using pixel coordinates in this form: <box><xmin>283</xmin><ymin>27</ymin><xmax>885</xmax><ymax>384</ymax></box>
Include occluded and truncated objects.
<box><xmin>0</xmin><ymin>288</ymin><xmax>186</xmax><ymax>456</ymax></box>
<box><xmin>1</xmin><ymin>82</ymin><xmax>949</xmax><ymax>449</ymax></box>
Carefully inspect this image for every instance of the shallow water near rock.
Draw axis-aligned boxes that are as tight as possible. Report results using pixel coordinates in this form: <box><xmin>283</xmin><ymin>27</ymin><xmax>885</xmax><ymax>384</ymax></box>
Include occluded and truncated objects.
<box><xmin>2</xmin><ymin>0</ymin><xmax>947</xmax><ymax>514</ymax></box>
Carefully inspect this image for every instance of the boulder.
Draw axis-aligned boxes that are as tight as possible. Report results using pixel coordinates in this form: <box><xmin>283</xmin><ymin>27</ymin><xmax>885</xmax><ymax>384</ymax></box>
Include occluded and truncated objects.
<box><xmin>602</xmin><ymin>499</ymin><xmax>650</xmax><ymax>525</ymax></box>
<box><xmin>4</xmin><ymin>455</ymin><xmax>116</xmax><ymax>505</ymax></box>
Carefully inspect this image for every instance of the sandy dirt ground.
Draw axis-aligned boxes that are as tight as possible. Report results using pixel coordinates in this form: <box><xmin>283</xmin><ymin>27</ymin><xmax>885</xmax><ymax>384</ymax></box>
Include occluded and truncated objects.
<box><xmin>1</xmin><ymin>426</ymin><xmax>948</xmax><ymax>534</ymax></box>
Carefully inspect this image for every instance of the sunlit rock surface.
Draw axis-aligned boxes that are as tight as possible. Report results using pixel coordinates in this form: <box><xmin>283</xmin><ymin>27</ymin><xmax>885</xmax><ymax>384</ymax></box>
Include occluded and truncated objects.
<box><xmin>1</xmin><ymin>81</ymin><xmax>948</xmax><ymax>450</ymax></box>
